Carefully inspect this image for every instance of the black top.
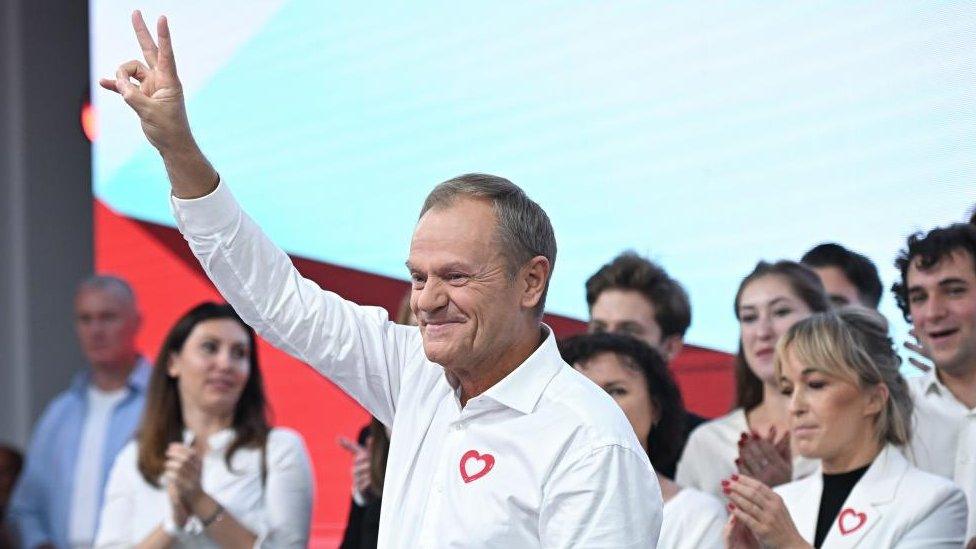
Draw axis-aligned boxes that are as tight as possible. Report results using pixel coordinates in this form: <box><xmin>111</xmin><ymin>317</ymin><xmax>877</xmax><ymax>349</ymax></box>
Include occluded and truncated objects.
<box><xmin>813</xmin><ymin>464</ymin><xmax>870</xmax><ymax>547</ymax></box>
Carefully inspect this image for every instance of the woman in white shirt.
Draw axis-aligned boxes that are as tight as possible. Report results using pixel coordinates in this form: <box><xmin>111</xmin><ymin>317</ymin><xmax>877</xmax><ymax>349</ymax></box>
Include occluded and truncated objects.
<box><xmin>676</xmin><ymin>261</ymin><xmax>829</xmax><ymax>497</ymax></box>
<box><xmin>95</xmin><ymin>302</ymin><xmax>314</xmax><ymax>548</ymax></box>
<box><xmin>723</xmin><ymin>308</ymin><xmax>967</xmax><ymax>548</ymax></box>
<box><xmin>562</xmin><ymin>332</ymin><xmax>726</xmax><ymax>549</ymax></box>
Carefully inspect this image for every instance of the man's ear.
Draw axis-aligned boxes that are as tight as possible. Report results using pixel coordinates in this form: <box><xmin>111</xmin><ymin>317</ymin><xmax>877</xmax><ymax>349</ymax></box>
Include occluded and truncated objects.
<box><xmin>659</xmin><ymin>335</ymin><xmax>684</xmax><ymax>363</ymax></box>
<box><xmin>520</xmin><ymin>256</ymin><xmax>551</xmax><ymax>311</ymax></box>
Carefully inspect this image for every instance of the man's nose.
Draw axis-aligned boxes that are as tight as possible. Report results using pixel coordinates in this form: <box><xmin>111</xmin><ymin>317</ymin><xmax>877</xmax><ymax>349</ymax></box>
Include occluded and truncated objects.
<box><xmin>416</xmin><ymin>278</ymin><xmax>448</xmax><ymax>312</ymax></box>
<box><xmin>918</xmin><ymin>294</ymin><xmax>948</xmax><ymax>324</ymax></box>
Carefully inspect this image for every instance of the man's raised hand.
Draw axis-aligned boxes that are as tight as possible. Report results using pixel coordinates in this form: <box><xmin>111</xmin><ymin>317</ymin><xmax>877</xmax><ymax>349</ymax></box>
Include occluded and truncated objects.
<box><xmin>100</xmin><ymin>11</ymin><xmax>192</xmax><ymax>153</ymax></box>
<box><xmin>100</xmin><ymin>11</ymin><xmax>218</xmax><ymax>198</ymax></box>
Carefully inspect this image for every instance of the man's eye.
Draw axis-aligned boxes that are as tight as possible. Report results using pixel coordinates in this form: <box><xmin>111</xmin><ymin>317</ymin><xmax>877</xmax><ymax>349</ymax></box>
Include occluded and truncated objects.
<box><xmin>607</xmin><ymin>388</ymin><xmax>626</xmax><ymax>397</ymax></box>
<box><xmin>947</xmin><ymin>286</ymin><xmax>968</xmax><ymax>296</ymax></box>
<box><xmin>202</xmin><ymin>341</ymin><xmax>218</xmax><ymax>353</ymax></box>
<box><xmin>908</xmin><ymin>293</ymin><xmax>926</xmax><ymax>304</ymax></box>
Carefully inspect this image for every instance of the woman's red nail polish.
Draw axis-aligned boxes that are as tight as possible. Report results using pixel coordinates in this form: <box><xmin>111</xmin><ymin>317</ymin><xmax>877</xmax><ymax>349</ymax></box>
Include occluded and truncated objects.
<box><xmin>728</xmin><ymin>503</ymin><xmax>735</xmax><ymax>511</ymax></box>
<box><xmin>721</xmin><ymin>479</ymin><xmax>730</xmax><ymax>486</ymax></box>
<box><xmin>731</xmin><ymin>474</ymin><xmax>739</xmax><ymax>481</ymax></box>
<box><xmin>723</xmin><ymin>487</ymin><xmax>731</xmax><ymax>495</ymax></box>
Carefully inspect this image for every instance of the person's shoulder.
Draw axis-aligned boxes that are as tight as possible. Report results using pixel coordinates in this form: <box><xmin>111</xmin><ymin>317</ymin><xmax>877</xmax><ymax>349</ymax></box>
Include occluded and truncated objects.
<box><xmin>686</xmin><ymin>408</ymin><xmax>745</xmax><ymax>444</ymax></box>
<box><xmin>267</xmin><ymin>427</ymin><xmax>312</xmax><ymax>465</ymax></box>
<box><xmin>669</xmin><ymin>487</ymin><xmax>726</xmax><ymax>518</ymax></box>
<box><xmin>105</xmin><ymin>439</ymin><xmax>141</xmax><ymax>482</ymax></box>
<box><xmin>32</xmin><ymin>386</ymin><xmax>84</xmax><ymax>433</ymax></box>
<box><xmin>541</xmin><ymin>365</ymin><xmax>644</xmax><ymax>450</ymax></box>
<box><xmin>268</xmin><ymin>427</ymin><xmax>309</xmax><ymax>452</ymax></box>
<box><xmin>898</xmin><ymin>460</ymin><xmax>965</xmax><ymax>502</ymax></box>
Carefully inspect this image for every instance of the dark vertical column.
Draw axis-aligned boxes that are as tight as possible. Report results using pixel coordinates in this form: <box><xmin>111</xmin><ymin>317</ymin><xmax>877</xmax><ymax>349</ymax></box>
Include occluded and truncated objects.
<box><xmin>0</xmin><ymin>1</ymin><xmax>92</xmax><ymax>448</ymax></box>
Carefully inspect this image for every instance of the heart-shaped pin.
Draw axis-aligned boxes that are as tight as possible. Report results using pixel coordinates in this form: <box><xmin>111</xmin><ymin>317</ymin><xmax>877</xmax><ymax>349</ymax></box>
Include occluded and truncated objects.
<box><xmin>837</xmin><ymin>507</ymin><xmax>867</xmax><ymax>535</ymax></box>
<box><xmin>459</xmin><ymin>449</ymin><xmax>495</xmax><ymax>483</ymax></box>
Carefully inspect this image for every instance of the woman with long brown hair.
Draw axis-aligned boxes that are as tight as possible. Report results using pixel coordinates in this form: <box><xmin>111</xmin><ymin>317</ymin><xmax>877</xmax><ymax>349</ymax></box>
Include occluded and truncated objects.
<box><xmin>676</xmin><ymin>261</ymin><xmax>829</xmax><ymax>498</ymax></box>
<box><xmin>95</xmin><ymin>302</ymin><xmax>313</xmax><ymax>548</ymax></box>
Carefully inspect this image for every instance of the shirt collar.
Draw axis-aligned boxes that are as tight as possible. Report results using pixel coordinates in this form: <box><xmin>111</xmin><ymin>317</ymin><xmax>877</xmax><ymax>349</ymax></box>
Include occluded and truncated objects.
<box><xmin>71</xmin><ymin>355</ymin><xmax>153</xmax><ymax>395</ymax></box>
<box><xmin>182</xmin><ymin>427</ymin><xmax>237</xmax><ymax>451</ymax></box>
<box><xmin>478</xmin><ymin>324</ymin><xmax>563</xmax><ymax>415</ymax></box>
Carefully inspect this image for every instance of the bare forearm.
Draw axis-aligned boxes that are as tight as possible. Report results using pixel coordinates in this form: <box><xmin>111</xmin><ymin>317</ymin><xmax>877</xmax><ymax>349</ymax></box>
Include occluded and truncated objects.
<box><xmin>160</xmin><ymin>141</ymin><xmax>218</xmax><ymax>199</ymax></box>
<box><xmin>135</xmin><ymin>527</ymin><xmax>175</xmax><ymax>549</ymax></box>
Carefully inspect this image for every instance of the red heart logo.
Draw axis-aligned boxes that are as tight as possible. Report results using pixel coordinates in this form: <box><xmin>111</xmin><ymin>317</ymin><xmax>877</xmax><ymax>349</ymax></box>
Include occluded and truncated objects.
<box><xmin>459</xmin><ymin>450</ymin><xmax>495</xmax><ymax>483</ymax></box>
<box><xmin>837</xmin><ymin>507</ymin><xmax>867</xmax><ymax>535</ymax></box>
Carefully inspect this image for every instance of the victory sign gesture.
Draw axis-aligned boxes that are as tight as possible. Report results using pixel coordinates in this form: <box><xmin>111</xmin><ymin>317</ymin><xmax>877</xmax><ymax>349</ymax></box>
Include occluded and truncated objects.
<box><xmin>100</xmin><ymin>10</ymin><xmax>218</xmax><ymax>199</ymax></box>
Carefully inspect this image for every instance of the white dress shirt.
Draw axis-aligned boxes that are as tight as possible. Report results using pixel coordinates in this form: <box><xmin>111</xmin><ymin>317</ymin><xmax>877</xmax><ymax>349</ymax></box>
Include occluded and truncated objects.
<box><xmin>776</xmin><ymin>444</ymin><xmax>967</xmax><ymax>548</ymax></box>
<box><xmin>906</xmin><ymin>369</ymin><xmax>976</xmax><ymax>539</ymax></box>
<box><xmin>659</xmin><ymin>488</ymin><xmax>725</xmax><ymax>549</ymax></box>
<box><xmin>170</xmin><ymin>182</ymin><xmax>663</xmax><ymax>548</ymax></box>
<box><xmin>674</xmin><ymin>408</ymin><xmax>819</xmax><ymax>498</ymax></box>
<box><xmin>68</xmin><ymin>386</ymin><xmax>128</xmax><ymax>548</ymax></box>
<box><xmin>94</xmin><ymin>427</ymin><xmax>313</xmax><ymax>548</ymax></box>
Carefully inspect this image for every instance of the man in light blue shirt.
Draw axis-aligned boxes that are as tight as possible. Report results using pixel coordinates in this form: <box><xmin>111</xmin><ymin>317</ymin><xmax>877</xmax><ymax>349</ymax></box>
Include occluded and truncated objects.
<box><xmin>7</xmin><ymin>276</ymin><xmax>150</xmax><ymax>549</ymax></box>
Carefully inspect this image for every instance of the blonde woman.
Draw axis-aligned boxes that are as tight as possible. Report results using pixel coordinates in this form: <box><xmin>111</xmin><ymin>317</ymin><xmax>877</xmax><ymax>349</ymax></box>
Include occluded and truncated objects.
<box><xmin>723</xmin><ymin>309</ymin><xmax>967</xmax><ymax>548</ymax></box>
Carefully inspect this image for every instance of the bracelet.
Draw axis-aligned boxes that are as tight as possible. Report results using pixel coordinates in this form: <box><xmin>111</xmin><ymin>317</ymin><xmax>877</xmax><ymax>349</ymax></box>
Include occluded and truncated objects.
<box><xmin>200</xmin><ymin>503</ymin><xmax>225</xmax><ymax>528</ymax></box>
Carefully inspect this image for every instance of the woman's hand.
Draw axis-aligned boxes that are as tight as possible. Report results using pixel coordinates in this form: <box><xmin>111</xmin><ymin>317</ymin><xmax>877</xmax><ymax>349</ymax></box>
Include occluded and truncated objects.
<box><xmin>164</xmin><ymin>443</ymin><xmax>205</xmax><ymax>509</ymax></box>
<box><xmin>737</xmin><ymin>428</ymin><xmax>792</xmax><ymax>487</ymax></box>
<box><xmin>167</xmin><ymin>479</ymin><xmax>189</xmax><ymax>528</ymax></box>
<box><xmin>722</xmin><ymin>474</ymin><xmax>811</xmax><ymax>549</ymax></box>
<box><xmin>723</xmin><ymin>513</ymin><xmax>760</xmax><ymax>549</ymax></box>
<box><xmin>339</xmin><ymin>435</ymin><xmax>374</xmax><ymax>498</ymax></box>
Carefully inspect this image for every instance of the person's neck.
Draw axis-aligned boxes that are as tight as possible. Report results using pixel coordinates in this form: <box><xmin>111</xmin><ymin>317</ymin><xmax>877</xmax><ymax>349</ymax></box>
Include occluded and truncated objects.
<box><xmin>936</xmin><ymin>362</ymin><xmax>976</xmax><ymax>410</ymax></box>
<box><xmin>90</xmin><ymin>353</ymin><xmax>139</xmax><ymax>392</ymax></box>
<box><xmin>181</xmin><ymin>405</ymin><xmax>234</xmax><ymax>448</ymax></box>
<box><xmin>745</xmin><ymin>382</ymin><xmax>790</xmax><ymax>435</ymax></box>
<box><xmin>822</xmin><ymin>437</ymin><xmax>882</xmax><ymax>475</ymax></box>
<box><xmin>454</xmin><ymin>323</ymin><xmax>545</xmax><ymax>406</ymax></box>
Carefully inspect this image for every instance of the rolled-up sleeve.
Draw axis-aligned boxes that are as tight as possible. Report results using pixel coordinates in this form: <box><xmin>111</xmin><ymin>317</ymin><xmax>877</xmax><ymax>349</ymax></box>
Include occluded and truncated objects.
<box><xmin>539</xmin><ymin>444</ymin><xmax>662</xmax><ymax>548</ymax></box>
<box><xmin>171</xmin><ymin>182</ymin><xmax>422</xmax><ymax>426</ymax></box>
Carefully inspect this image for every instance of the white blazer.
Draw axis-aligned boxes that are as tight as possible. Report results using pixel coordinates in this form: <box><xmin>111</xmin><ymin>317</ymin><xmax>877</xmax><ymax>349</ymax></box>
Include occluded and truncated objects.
<box><xmin>775</xmin><ymin>445</ymin><xmax>968</xmax><ymax>548</ymax></box>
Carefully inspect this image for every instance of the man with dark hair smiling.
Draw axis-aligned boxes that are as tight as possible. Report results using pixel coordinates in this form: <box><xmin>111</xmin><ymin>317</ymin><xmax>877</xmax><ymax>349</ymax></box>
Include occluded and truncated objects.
<box><xmin>801</xmin><ymin>242</ymin><xmax>883</xmax><ymax>309</ymax></box>
<box><xmin>100</xmin><ymin>12</ymin><xmax>662</xmax><ymax>547</ymax></box>
<box><xmin>893</xmin><ymin>223</ymin><xmax>976</xmax><ymax>542</ymax></box>
<box><xmin>585</xmin><ymin>252</ymin><xmax>704</xmax><ymax>476</ymax></box>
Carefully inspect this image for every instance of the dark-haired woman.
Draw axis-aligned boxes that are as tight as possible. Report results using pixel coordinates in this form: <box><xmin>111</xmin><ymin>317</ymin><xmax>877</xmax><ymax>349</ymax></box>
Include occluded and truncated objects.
<box><xmin>95</xmin><ymin>303</ymin><xmax>313</xmax><ymax>548</ymax></box>
<box><xmin>561</xmin><ymin>333</ymin><xmax>725</xmax><ymax>549</ymax></box>
<box><xmin>676</xmin><ymin>261</ymin><xmax>828</xmax><ymax>498</ymax></box>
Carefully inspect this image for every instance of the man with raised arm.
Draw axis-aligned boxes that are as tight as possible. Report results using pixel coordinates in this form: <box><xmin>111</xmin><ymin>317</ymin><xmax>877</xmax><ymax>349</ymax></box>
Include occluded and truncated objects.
<box><xmin>101</xmin><ymin>12</ymin><xmax>662</xmax><ymax>547</ymax></box>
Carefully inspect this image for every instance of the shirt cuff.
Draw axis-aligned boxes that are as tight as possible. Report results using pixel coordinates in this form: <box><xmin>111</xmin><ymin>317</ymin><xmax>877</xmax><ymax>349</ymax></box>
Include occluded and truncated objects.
<box><xmin>169</xmin><ymin>179</ymin><xmax>241</xmax><ymax>236</ymax></box>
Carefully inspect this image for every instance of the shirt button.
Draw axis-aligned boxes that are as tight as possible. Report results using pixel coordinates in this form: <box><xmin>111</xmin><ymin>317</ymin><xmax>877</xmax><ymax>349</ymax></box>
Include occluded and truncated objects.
<box><xmin>454</xmin><ymin>422</ymin><xmax>465</xmax><ymax>431</ymax></box>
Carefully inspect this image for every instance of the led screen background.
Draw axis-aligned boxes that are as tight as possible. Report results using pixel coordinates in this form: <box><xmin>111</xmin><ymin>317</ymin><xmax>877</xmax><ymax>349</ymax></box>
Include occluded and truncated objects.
<box><xmin>91</xmin><ymin>1</ymin><xmax>976</xmax><ymax>543</ymax></box>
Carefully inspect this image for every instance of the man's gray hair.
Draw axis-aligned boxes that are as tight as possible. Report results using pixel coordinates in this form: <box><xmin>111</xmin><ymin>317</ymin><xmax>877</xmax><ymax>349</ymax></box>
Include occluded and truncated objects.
<box><xmin>77</xmin><ymin>274</ymin><xmax>137</xmax><ymax>308</ymax></box>
<box><xmin>420</xmin><ymin>173</ymin><xmax>557</xmax><ymax>316</ymax></box>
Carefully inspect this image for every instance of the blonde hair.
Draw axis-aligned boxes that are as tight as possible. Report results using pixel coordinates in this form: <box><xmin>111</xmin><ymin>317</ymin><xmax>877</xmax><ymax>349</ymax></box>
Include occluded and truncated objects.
<box><xmin>774</xmin><ymin>308</ymin><xmax>912</xmax><ymax>447</ymax></box>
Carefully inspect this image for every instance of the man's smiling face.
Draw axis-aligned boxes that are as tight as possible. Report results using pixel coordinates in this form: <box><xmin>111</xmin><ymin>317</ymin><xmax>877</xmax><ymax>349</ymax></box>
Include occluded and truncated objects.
<box><xmin>407</xmin><ymin>197</ymin><xmax>522</xmax><ymax>374</ymax></box>
<box><xmin>908</xmin><ymin>249</ymin><xmax>976</xmax><ymax>376</ymax></box>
